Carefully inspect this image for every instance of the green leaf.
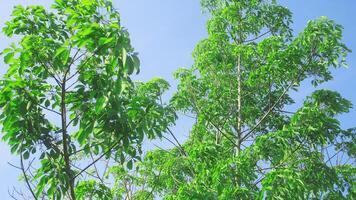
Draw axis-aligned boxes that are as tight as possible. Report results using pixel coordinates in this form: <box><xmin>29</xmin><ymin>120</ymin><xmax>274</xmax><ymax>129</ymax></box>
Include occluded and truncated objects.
<box><xmin>132</xmin><ymin>54</ymin><xmax>140</xmax><ymax>74</ymax></box>
<box><xmin>122</xmin><ymin>48</ymin><xmax>127</xmax><ymax>67</ymax></box>
<box><xmin>39</xmin><ymin>153</ymin><xmax>45</xmax><ymax>159</ymax></box>
<box><xmin>77</xmin><ymin>128</ymin><xmax>90</xmax><ymax>146</ymax></box>
<box><xmin>45</xmin><ymin>99</ymin><xmax>50</xmax><ymax>107</ymax></box>
<box><xmin>127</xmin><ymin>160</ymin><xmax>133</xmax><ymax>170</ymax></box>
<box><xmin>4</xmin><ymin>52</ymin><xmax>15</xmax><ymax>64</ymax></box>
<box><xmin>125</xmin><ymin>56</ymin><xmax>134</xmax><ymax>75</ymax></box>
<box><xmin>26</xmin><ymin>101</ymin><xmax>32</xmax><ymax>110</ymax></box>
<box><xmin>99</xmin><ymin>37</ymin><xmax>115</xmax><ymax>46</ymax></box>
<box><xmin>95</xmin><ymin>96</ymin><xmax>108</xmax><ymax>113</ymax></box>
<box><xmin>120</xmin><ymin>152</ymin><xmax>125</xmax><ymax>164</ymax></box>
<box><xmin>82</xmin><ymin>27</ymin><xmax>95</xmax><ymax>36</ymax></box>
<box><xmin>54</xmin><ymin>47</ymin><xmax>67</xmax><ymax>58</ymax></box>
<box><xmin>54</xmin><ymin>47</ymin><xmax>70</xmax><ymax>64</ymax></box>
<box><xmin>23</xmin><ymin>151</ymin><xmax>30</xmax><ymax>160</ymax></box>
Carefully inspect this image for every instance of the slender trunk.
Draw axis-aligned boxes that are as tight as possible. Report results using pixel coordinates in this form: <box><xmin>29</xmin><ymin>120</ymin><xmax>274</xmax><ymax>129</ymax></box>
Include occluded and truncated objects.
<box><xmin>61</xmin><ymin>80</ymin><xmax>76</xmax><ymax>200</ymax></box>
<box><xmin>235</xmin><ymin>54</ymin><xmax>242</xmax><ymax>156</ymax></box>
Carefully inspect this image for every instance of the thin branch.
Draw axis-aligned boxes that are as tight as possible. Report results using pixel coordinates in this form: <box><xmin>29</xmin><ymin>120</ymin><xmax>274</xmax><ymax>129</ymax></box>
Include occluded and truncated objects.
<box><xmin>7</xmin><ymin>162</ymin><xmax>22</xmax><ymax>170</ymax></box>
<box><xmin>325</xmin><ymin>148</ymin><xmax>343</xmax><ymax>165</ymax></box>
<box><xmin>66</xmin><ymin>45</ymin><xmax>108</xmax><ymax>82</ymax></box>
<box><xmin>38</xmin><ymin>104</ymin><xmax>61</xmax><ymax>116</ymax></box>
<box><xmin>101</xmin><ymin>157</ymin><xmax>111</xmax><ymax>180</ymax></box>
<box><xmin>153</xmin><ymin>144</ymin><xmax>173</xmax><ymax>155</ymax></box>
<box><xmin>90</xmin><ymin>151</ymin><xmax>104</xmax><ymax>183</ymax></box>
<box><xmin>36</xmin><ymin>55</ymin><xmax>62</xmax><ymax>85</ymax></box>
<box><xmin>73</xmin><ymin>104</ymin><xmax>153</xmax><ymax>179</ymax></box>
<box><xmin>167</xmin><ymin>128</ymin><xmax>188</xmax><ymax>156</ymax></box>
<box><xmin>65</xmin><ymin>79</ymin><xmax>80</xmax><ymax>91</ymax></box>
<box><xmin>240</xmin><ymin>77</ymin><xmax>298</xmax><ymax>142</ymax></box>
<box><xmin>8</xmin><ymin>191</ymin><xmax>19</xmax><ymax>200</ymax></box>
<box><xmin>278</xmin><ymin>109</ymin><xmax>296</xmax><ymax>115</ymax></box>
<box><xmin>253</xmin><ymin>140</ymin><xmax>305</xmax><ymax>187</ymax></box>
<box><xmin>67</xmin><ymin>49</ymin><xmax>81</xmax><ymax>70</ymax></box>
<box><xmin>326</xmin><ymin>148</ymin><xmax>334</xmax><ymax>167</ymax></box>
<box><xmin>178</xmin><ymin>112</ymin><xmax>196</xmax><ymax>119</ymax></box>
<box><xmin>20</xmin><ymin>88</ymin><xmax>61</xmax><ymax>116</ymax></box>
<box><xmin>69</xmin><ymin>141</ymin><xmax>106</xmax><ymax>156</ymax></box>
<box><xmin>66</xmin><ymin>112</ymin><xmax>82</xmax><ymax>129</ymax></box>
<box><xmin>20</xmin><ymin>139</ymin><xmax>38</xmax><ymax>200</ymax></box>
<box><xmin>144</xmin><ymin>169</ymin><xmax>162</xmax><ymax>200</ymax></box>
<box><xmin>243</xmin><ymin>31</ymin><xmax>271</xmax><ymax>43</ymax></box>
<box><xmin>73</xmin><ymin>141</ymin><xmax>120</xmax><ymax>180</ymax></box>
<box><xmin>162</xmin><ymin>128</ymin><xmax>188</xmax><ymax>156</ymax></box>
<box><xmin>70</xmin><ymin>163</ymin><xmax>102</xmax><ymax>181</ymax></box>
<box><xmin>162</xmin><ymin>135</ymin><xmax>180</xmax><ymax>149</ymax></box>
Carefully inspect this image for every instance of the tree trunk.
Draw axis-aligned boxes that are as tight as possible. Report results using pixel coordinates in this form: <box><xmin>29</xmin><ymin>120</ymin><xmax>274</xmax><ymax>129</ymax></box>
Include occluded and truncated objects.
<box><xmin>61</xmin><ymin>80</ymin><xmax>76</xmax><ymax>200</ymax></box>
<box><xmin>235</xmin><ymin>54</ymin><xmax>242</xmax><ymax>156</ymax></box>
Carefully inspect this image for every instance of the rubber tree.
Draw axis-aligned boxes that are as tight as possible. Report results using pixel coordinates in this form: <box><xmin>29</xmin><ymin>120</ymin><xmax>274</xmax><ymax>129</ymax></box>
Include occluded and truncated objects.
<box><xmin>131</xmin><ymin>0</ymin><xmax>356</xmax><ymax>199</ymax></box>
<box><xmin>0</xmin><ymin>0</ymin><xmax>175</xmax><ymax>199</ymax></box>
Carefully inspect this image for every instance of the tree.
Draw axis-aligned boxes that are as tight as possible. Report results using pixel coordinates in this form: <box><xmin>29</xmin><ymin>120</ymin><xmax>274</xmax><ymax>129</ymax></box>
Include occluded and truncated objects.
<box><xmin>0</xmin><ymin>0</ymin><xmax>175</xmax><ymax>199</ymax></box>
<box><xmin>130</xmin><ymin>0</ymin><xmax>356</xmax><ymax>199</ymax></box>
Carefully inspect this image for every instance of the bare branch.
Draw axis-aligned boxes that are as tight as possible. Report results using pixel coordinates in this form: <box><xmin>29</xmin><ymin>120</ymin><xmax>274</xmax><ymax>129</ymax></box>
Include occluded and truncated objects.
<box><xmin>69</xmin><ymin>141</ymin><xmax>106</xmax><ymax>156</ymax></box>
<box><xmin>7</xmin><ymin>162</ymin><xmax>22</xmax><ymax>170</ymax></box>
<box><xmin>73</xmin><ymin>141</ymin><xmax>120</xmax><ymax>180</ymax></box>
<box><xmin>90</xmin><ymin>151</ymin><xmax>104</xmax><ymax>183</ymax></box>
<box><xmin>243</xmin><ymin>31</ymin><xmax>271</xmax><ymax>43</ymax></box>
<box><xmin>20</xmin><ymin>139</ymin><xmax>38</xmax><ymax>200</ymax></box>
<box><xmin>35</xmin><ymin>54</ymin><xmax>62</xmax><ymax>86</ymax></box>
<box><xmin>38</xmin><ymin>104</ymin><xmax>61</xmax><ymax>116</ymax></box>
<box><xmin>66</xmin><ymin>45</ymin><xmax>108</xmax><ymax>82</ymax></box>
<box><xmin>167</xmin><ymin>128</ymin><xmax>187</xmax><ymax>156</ymax></box>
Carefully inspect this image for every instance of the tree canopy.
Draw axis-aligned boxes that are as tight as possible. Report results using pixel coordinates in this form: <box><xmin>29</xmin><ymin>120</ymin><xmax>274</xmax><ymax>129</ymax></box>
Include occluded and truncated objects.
<box><xmin>1</xmin><ymin>0</ymin><xmax>355</xmax><ymax>199</ymax></box>
<box><xmin>131</xmin><ymin>0</ymin><xmax>356</xmax><ymax>199</ymax></box>
<box><xmin>0</xmin><ymin>0</ymin><xmax>175</xmax><ymax>199</ymax></box>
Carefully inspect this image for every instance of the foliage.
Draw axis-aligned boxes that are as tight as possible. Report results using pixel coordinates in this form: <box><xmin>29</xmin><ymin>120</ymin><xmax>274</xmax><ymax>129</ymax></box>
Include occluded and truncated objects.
<box><xmin>129</xmin><ymin>0</ymin><xmax>356</xmax><ymax>199</ymax></box>
<box><xmin>1</xmin><ymin>0</ymin><xmax>355</xmax><ymax>200</ymax></box>
<box><xmin>0</xmin><ymin>0</ymin><xmax>175</xmax><ymax>199</ymax></box>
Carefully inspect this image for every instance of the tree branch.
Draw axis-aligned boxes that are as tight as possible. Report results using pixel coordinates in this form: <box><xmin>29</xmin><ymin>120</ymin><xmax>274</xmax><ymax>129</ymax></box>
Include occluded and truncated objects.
<box><xmin>60</xmin><ymin>75</ymin><xmax>76</xmax><ymax>200</ymax></box>
<box><xmin>20</xmin><ymin>139</ymin><xmax>38</xmax><ymax>200</ymax></box>
<box><xmin>243</xmin><ymin>31</ymin><xmax>271</xmax><ymax>43</ymax></box>
<box><xmin>240</xmin><ymin>74</ymin><xmax>300</xmax><ymax>142</ymax></box>
<box><xmin>38</xmin><ymin>104</ymin><xmax>61</xmax><ymax>116</ymax></box>
<box><xmin>167</xmin><ymin>128</ymin><xmax>188</xmax><ymax>156</ymax></box>
<box><xmin>73</xmin><ymin>141</ymin><xmax>120</xmax><ymax>180</ymax></box>
<box><xmin>66</xmin><ymin>45</ymin><xmax>108</xmax><ymax>82</ymax></box>
<box><xmin>90</xmin><ymin>151</ymin><xmax>104</xmax><ymax>183</ymax></box>
<box><xmin>144</xmin><ymin>169</ymin><xmax>162</xmax><ymax>200</ymax></box>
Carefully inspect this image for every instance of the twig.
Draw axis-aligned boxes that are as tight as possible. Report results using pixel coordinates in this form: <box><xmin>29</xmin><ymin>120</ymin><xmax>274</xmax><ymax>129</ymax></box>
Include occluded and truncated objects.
<box><xmin>38</xmin><ymin>104</ymin><xmax>61</xmax><ymax>116</ymax></box>
<box><xmin>20</xmin><ymin>138</ymin><xmax>38</xmax><ymax>200</ymax></box>
<box><xmin>90</xmin><ymin>151</ymin><xmax>104</xmax><ymax>183</ymax></box>
<box><xmin>243</xmin><ymin>31</ymin><xmax>271</xmax><ymax>43</ymax></box>
<box><xmin>73</xmin><ymin>142</ymin><xmax>120</xmax><ymax>180</ymax></box>
<box><xmin>144</xmin><ymin>169</ymin><xmax>162</xmax><ymax>200</ymax></box>
<box><xmin>66</xmin><ymin>45</ymin><xmax>108</xmax><ymax>82</ymax></box>
<box><xmin>240</xmin><ymin>75</ymin><xmax>300</xmax><ymax>142</ymax></box>
<box><xmin>167</xmin><ymin>128</ymin><xmax>187</xmax><ymax>156</ymax></box>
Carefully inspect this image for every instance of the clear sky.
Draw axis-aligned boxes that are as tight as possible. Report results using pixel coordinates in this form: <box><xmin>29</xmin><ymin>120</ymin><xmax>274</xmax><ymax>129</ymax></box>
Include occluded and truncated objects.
<box><xmin>0</xmin><ymin>0</ymin><xmax>355</xmax><ymax>198</ymax></box>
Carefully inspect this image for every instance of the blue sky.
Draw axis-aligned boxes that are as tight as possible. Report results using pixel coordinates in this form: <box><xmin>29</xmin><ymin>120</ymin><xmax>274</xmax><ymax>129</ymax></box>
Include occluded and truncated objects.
<box><xmin>0</xmin><ymin>0</ymin><xmax>355</xmax><ymax>198</ymax></box>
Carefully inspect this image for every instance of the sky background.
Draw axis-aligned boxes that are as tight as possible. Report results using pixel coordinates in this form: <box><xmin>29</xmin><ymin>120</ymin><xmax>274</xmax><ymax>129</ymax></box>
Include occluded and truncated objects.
<box><xmin>0</xmin><ymin>0</ymin><xmax>355</xmax><ymax>198</ymax></box>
